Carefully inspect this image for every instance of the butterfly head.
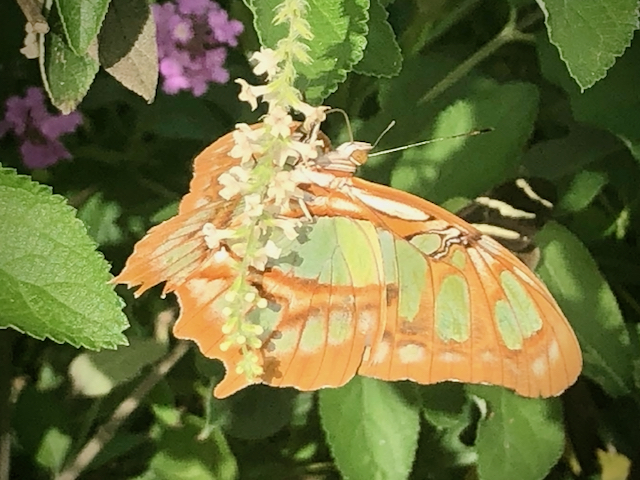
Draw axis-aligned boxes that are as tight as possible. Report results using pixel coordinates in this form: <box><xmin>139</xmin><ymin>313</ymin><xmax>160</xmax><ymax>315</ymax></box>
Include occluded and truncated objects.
<box><xmin>313</xmin><ymin>141</ymin><xmax>373</xmax><ymax>175</ymax></box>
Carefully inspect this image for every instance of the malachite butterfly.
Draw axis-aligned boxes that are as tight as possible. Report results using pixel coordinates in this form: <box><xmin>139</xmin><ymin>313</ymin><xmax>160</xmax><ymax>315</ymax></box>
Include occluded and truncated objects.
<box><xmin>114</xmin><ymin>122</ymin><xmax>582</xmax><ymax>399</ymax></box>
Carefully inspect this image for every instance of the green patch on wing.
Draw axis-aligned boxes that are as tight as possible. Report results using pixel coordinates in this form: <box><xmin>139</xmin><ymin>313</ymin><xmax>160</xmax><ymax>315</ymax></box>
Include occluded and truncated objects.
<box><xmin>500</xmin><ymin>271</ymin><xmax>542</xmax><ymax>338</ymax></box>
<box><xmin>435</xmin><ymin>275</ymin><xmax>471</xmax><ymax>343</ymax></box>
<box><xmin>274</xmin><ymin>217</ymin><xmax>383</xmax><ymax>287</ymax></box>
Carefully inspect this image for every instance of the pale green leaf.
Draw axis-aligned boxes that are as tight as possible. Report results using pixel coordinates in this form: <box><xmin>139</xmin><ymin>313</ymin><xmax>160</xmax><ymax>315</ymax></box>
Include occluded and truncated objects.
<box><xmin>245</xmin><ymin>0</ymin><xmax>369</xmax><ymax>103</ymax></box>
<box><xmin>536</xmin><ymin>0</ymin><xmax>639</xmax><ymax>90</ymax></box>
<box><xmin>55</xmin><ymin>0</ymin><xmax>110</xmax><ymax>54</ymax></box>
<box><xmin>557</xmin><ymin>170</ymin><xmax>608</xmax><ymax>213</ymax></box>
<box><xmin>144</xmin><ymin>415</ymin><xmax>237</xmax><ymax>480</ymax></box>
<box><xmin>536</xmin><ymin>222</ymin><xmax>635</xmax><ymax>396</ymax></box>
<box><xmin>469</xmin><ymin>386</ymin><xmax>564</xmax><ymax>480</ymax></box>
<box><xmin>36</xmin><ymin>427</ymin><xmax>72</xmax><ymax>474</ymax></box>
<box><xmin>354</xmin><ymin>0</ymin><xmax>402</xmax><ymax>77</ymax></box>
<box><xmin>40</xmin><ymin>8</ymin><xmax>99</xmax><ymax>113</ymax></box>
<box><xmin>98</xmin><ymin>0</ymin><xmax>158</xmax><ymax>102</ymax></box>
<box><xmin>77</xmin><ymin>192</ymin><xmax>124</xmax><ymax>246</ymax></box>
<box><xmin>537</xmin><ymin>28</ymin><xmax>640</xmax><ymax>161</ymax></box>
<box><xmin>319</xmin><ymin>377</ymin><xmax>420</xmax><ymax>480</ymax></box>
<box><xmin>0</xmin><ymin>167</ymin><xmax>129</xmax><ymax>349</ymax></box>
<box><xmin>69</xmin><ymin>337</ymin><xmax>167</xmax><ymax>396</ymax></box>
<box><xmin>390</xmin><ymin>82</ymin><xmax>539</xmax><ymax>203</ymax></box>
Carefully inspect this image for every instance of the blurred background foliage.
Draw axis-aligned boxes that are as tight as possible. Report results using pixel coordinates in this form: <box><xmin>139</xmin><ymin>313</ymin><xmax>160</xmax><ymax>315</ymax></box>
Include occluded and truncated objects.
<box><xmin>1</xmin><ymin>0</ymin><xmax>640</xmax><ymax>479</ymax></box>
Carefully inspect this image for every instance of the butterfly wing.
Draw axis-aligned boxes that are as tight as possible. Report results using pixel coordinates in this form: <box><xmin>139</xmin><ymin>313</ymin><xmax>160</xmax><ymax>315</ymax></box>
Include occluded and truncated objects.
<box><xmin>307</xmin><ymin>177</ymin><xmax>581</xmax><ymax>397</ymax></box>
<box><xmin>113</xmin><ymin>130</ymin><xmax>240</xmax><ymax>296</ymax></box>
<box><xmin>116</xmin><ymin>129</ymin><xmax>581</xmax><ymax>399</ymax></box>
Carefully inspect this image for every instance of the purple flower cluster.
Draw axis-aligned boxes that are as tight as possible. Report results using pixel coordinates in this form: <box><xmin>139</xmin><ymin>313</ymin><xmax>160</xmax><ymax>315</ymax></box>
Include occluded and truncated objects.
<box><xmin>0</xmin><ymin>88</ymin><xmax>82</xmax><ymax>169</ymax></box>
<box><xmin>153</xmin><ymin>0</ymin><xmax>244</xmax><ymax>96</ymax></box>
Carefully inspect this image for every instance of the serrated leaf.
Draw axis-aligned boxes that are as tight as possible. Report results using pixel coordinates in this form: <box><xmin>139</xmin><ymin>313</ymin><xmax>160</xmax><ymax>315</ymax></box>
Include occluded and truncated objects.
<box><xmin>536</xmin><ymin>0</ymin><xmax>639</xmax><ymax>90</ymax></box>
<box><xmin>469</xmin><ymin>386</ymin><xmax>564</xmax><ymax>480</ymax></box>
<box><xmin>145</xmin><ymin>415</ymin><xmax>237</xmax><ymax>480</ymax></box>
<box><xmin>245</xmin><ymin>0</ymin><xmax>369</xmax><ymax>103</ymax></box>
<box><xmin>390</xmin><ymin>82</ymin><xmax>539</xmax><ymax>203</ymax></box>
<box><xmin>40</xmin><ymin>9</ymin><xmax>100</xmax><ymax>113</ymax></box>
<box><xmin>319</xmin><ymin>377</ymin><xmax>420</xmax><ymax>480</ymax></box>
<box><xmin>77</xmin><ymin>192</ymin><xmax>124</xmax><ymax>246</ymax></box>
<box><xmin>0</xmin><ymin>167</ymin><xmax>128</xmax><ymax>349</ymax></box>
<box><xmin>354</xmin><ymin>0</ymin><xmax>402</xmax><ymax>77</ymax></box>
<box><xmin>55</xmin><ymin>0</ymin><xmax>110</xmax><ymax>55</ymax></box>
<box><xmin>538</xmin><ymin>33</ymin><xmax>640</xmax><ymax>161</ymax></box>
<box><xmin>536</xmin><ymin>222</ymin><xmax>635</xmax><ymax>396</ymax></box>
<box><xmin>98</xmin><ymin>0</ymin><xmax>158</xmax><ymax>102</ymax></box>
<box><xmin>69</xmin><ymin>337</ymin><xmax>166</xmax><ymax>396</ymax></box>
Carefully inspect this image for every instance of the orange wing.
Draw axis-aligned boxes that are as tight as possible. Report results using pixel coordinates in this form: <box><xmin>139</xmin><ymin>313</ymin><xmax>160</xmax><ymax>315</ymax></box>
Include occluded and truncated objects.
<box><xmin>116</xmin><ymin>129</ymin><xmax>582</xmax><ymax>399</ymax></box>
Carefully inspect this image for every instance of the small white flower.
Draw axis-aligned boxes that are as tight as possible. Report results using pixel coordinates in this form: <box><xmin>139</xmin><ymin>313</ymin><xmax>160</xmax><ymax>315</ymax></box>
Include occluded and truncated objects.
<box><xmin>244</xmin><ymin>193</ymin><xmax>264</xmax><ymax>217</ymax></box>
<box><xmin>202</xmin><ymin>223</ymin><xmax>235</xmax><ymax>250</ymax></box>
<box><xmin>235</xmin><ymin>79</ymin><xmax>269</xmax><ymax>111</ymax></box>
<box><xmin>295</xmin><ymin>102</ymin><xmax>329</xmax><ymax>132</ymax></box>
<box><xmin>264</xmin><ymin>106</ymin><xmax>293</xmax><ymax>138</ymax></box>
<box><xmin>267</xmin><ymin>170</ymin><xmax>298</xmax><ymax>205</ymax></box>
<box><xmin>218</xmin><ymin>165</ymin><xmax>250</xmax><ymax>199</ymax></box>
<box><xmin>264</xmin><ymin>240</ymin><xmax>282</xmax><ymax>259</ymax></box>
<box><xmin>288</xmin><ymin>139</ymin><xmax>322</xmax><ymax>163</ymax></box>
<box><xmin>250</xmin><ymin>48</ymin><xmax>280</xmax><ymax>80</ymax></box>
<box><xmin>273</xmin><ymin>217</ymin><xmax>301</xmax><ymax>240</ymax></box>
<box><xmin>230</xmin><ymin>123</ymin><xmax>265</xmax><ymax>164</ymax></box>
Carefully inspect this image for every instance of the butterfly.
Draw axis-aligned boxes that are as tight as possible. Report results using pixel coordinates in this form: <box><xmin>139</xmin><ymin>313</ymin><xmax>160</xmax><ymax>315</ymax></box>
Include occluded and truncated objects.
<box><xmin>114</xmin><ymin>122</ymin><xmax>582</xmax><ymax>399</ymax></box>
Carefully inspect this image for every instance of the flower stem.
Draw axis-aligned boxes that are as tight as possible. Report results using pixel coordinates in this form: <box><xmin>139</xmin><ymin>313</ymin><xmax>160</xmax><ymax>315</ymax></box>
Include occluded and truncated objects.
<box><xmin>55</xmin><ymin>342</ymin><xmax>189</xmax><ymax>480</ymax></box>
<box><xmin>418</xmin><ymin>7</ymin><xmax>535</xmax><ymax>107</ymax></box>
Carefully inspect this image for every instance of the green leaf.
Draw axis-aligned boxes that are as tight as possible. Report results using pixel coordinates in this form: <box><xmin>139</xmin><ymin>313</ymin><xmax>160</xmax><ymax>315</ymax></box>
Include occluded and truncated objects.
<box><xmin>421</xmin><ymin>382</ymin><xmax>469</xmax><ymax>430</ymax></box>
<box><xmin>55</xmin><ymin>0</ymin><xmax>111</xmax><ymax>55</ymax></box>
<box><xmin>557</xmin><ymin>169</ymin><xmax>608</xmax><ymax>213</ymax></box>
<box><xmin>523</xmin><ymin>124</ymin><xmax>624</xmax><ymax>179</ymax></box>
<box><xmin>144</xmin><ymin>415</ymin><xmax>237</xmax><ymax>480</ymax></box>
<box><xmin>98</xmin><ymin>0</ymin><xmax>158</xmax><ymax>103</ymax></box>
<box><xmin>77</xmin><ymin>192</ymin><xmax>124</xmax><ymax>246</ymax></box>
<box><xmin>245</xmin><ymin>0</ymin><xmax>369</xmax><ymax>103</ymax></box>
<box><xmin>419</xmin><ymin>383</ymin><xmax>477</xmax><ymax>470</ymax></box>
<box><xmin>390</xmin><ymin>82</ymin><xmax>539</xmax><ymax>203</ymax></box>
<box><xmin>224</xmin><ymin>385</ymin><xmax>297</xmax><ymax>440</ymax></box>
<box><xmin>36</xmin><ymin>427</ymin><xmax>72</xmax><ymax>474</ymax></box>
<box><xmin>536</xmin><ymin>222</ymin><xmax>635</xmax><ymax>396</ymax></box>
<box><xmin>354</xmin><ymin>0</ymin><xmax>402</xmax><ymax>77</ymax></box>
<box><xmin>40</xmin><ymin>9</ymin><xmax>100</xmax><ymax>113</ymax></box>
<box><xmin>0</xmin><ymin>167</ymin><xmax>129</xmax><ymax>349</ymax></box>
<box><xmin>536</xmin><ymin>0</ymin><xmax>639</xmax><ymax>90</ymax></box>
<box><xmin>469</xmin><ymin>386</ymin><xmax>564</xmax><ymax>480</ymax></box>
<box><xmin>69</xmin><ymin>337</ymin><xmax>166</xmax><ymax>396</ymax></box>
<box><xmin>319</xmin><ymin>377</ymin><xmax>420</xmax><ymax>480</ymax></box>
<box><xmin>538</xmin><ymin>31</ymin><xmax>640</xmax><ymax>160</ymax></box>
<box><xmin>141</xmin><ymin>95</ymin><xmax>226</xmax><ymax>140</ymax></box>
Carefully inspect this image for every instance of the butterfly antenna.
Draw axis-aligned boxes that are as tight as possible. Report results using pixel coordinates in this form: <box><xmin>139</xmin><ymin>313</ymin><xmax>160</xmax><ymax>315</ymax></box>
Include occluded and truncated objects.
<box><xmin>372</xmin><ymin>121</ymin><xmax>396</xmax><ymax>149</ymax></box>
<box><xmin>369</xmin><ymin>127</ymin><xmax>494</xmax><ymax>157</ymax></box>
<box><xmin>325</xmin><ymin>108</ymin><xmax>354</xmax><ymax>142</ymax></box>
